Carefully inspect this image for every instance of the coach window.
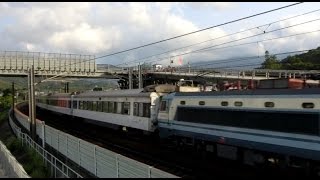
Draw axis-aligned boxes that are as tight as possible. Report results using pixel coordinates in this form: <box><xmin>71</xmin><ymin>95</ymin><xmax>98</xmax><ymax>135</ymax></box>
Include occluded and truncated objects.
<box><xmin>122</xmin><ymin>102</ymin><xmax>130</xmax><ymax>115</ymax></box>
<box><xmin>302</xmin><ymin>102</ymin><xmax>314</xmax><ymax>109</ymax></box>
<box><xmin>88</xmin><ymin>101</ymin><xmax>93</xmax><ymax>110</ymax></box>
<box><xmin>114</xmin><ymin>102</ymin><xmax>118</xmax><ymax>113</ymax></box>
<box><xmin>97</xmin><ymin>101</ymin><xmax>102</xmax><ymax>112</ymax></box>
<box><xmin>83</xmin><ymin>101</ymin><xmax>87</xmax><ymax>110</ymax></box>
<box><xmin>221</xmin><ymin>101</ymin><xmax>228</xmax><ymax>106</ymax></box>
<box><xmin>92</xmin><ymin>101</ymin><xmax>97</xmax><ymax>111</ymax></box>
<box><xmin>103</xmin><ymin>101</ymin><xmax>108</xmax><ymax>112</ymax></box>
<box><xmin>133</xmin><ymin>102</ymin><xmax>139</xmax><ymax>116</ymax></box>
<box><xmin>199</xmin><ymin>101</ymin><xmax>205</xmax><ymax>105</ymax></box>
<box><xmin>265</xmin><ymin>102</ymin><xmax>274</xmax><ymax>108</ymax></box>
<box><xmin>180</xmin><ymin>101</ymin><xmax>186</xmax><ymax>105</ymax></box>
<box><xmin>79</xmin><ymin>101</ymin><xmax>83</xmax><ymax>109</ymax></box>
<box><xmin>73</xmin><ymin>101</ymin><xmax>77</xmax><ymax>109</ymax></box>
<box><xmin>143</xmin><ymin>103</ymin><xmax>151</xmax><ymax>117</ymax></box>
<box><xmin>160</xmin><ymin>101</ymin><xmax>167</xmax><ymax>112</ymax></box>
<box><xmin>234</xmin><ymin>101</ymin><xmax>243</xmax><ymax>107</ymax></box>
<box><xmin>108</xmin><ymin>102</ymin><xmax>114</xmax><ymax>113</ymax></box>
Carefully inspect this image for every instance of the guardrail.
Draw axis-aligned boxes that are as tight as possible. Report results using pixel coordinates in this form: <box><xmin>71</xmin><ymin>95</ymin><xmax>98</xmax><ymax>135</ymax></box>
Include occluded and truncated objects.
<box><xmin>12</xmin><ymin>104</ymin><xmax>179</xmax><ymax>178</ymax></box>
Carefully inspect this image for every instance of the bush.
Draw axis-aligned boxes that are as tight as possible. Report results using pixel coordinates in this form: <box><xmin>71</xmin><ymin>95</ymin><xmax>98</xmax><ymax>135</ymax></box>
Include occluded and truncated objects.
<box><xmin>24</xmin><ymin>147</ymin><xmax>50</xmax><ymax>178</ymax></box>
<box><xmin>4</xmin><ymin>136</ymin><xmax>50</xmax><ymax>178</ymax></box>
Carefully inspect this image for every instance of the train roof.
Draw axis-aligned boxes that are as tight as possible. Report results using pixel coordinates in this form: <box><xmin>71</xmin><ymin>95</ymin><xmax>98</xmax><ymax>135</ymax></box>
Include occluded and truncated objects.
<box><xmin>175</xmin><ymin>88</ymin><xmax>320</xmax><ymax>97</ymax></box>
<box><xmin>39</xmin><ymin>93</ymin><xmax>71</xmax><ymax>98</ymax></box>
<box><xmin>73</xmin><ymin>88</ymin><xmax>151</xmax><ymax>98</ymax></box>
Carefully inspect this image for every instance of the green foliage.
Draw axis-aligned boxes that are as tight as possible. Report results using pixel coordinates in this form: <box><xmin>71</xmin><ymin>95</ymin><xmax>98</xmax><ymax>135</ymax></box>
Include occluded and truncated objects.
<box><xmin>0</xmin><ymin>108</ymin><xmax>8</xmax><ymax>124</ymax></box>
<box><xmin>0</xmin><ymin>95</ymin><xmax>13</xmax><ymax>109</ymax></box>
<box><xmin>141</xmin><ymin>62</ymin><xmax>152</xmax><ymax>70</ymax></box>
<box><xmin>260</xmin><ymin>47</ymin><xmax>320</xmax><ymax>70</ymax></box>
<box><xmin>5</xmin><ymin>136</ymin><xmax>17</xmax><ymax>149</ymax></box>
<box><xmin>261</xmin><ymin>51</ymin><xmax>282</xmax><ymax>69</ymax></box>
<box><xmin>23</xmin><ymin>147</ymin><xmax>50</xmax><ymax>178</ymax></box>
<box><xmin>7</xmin><ymin>138</ymin><xmax>50</xmax><ymax>178</ymax></box>
<box><xmin>0</xmin><ymin>91</ymin><xmax>12</xmax><ymax>124</ymax></box>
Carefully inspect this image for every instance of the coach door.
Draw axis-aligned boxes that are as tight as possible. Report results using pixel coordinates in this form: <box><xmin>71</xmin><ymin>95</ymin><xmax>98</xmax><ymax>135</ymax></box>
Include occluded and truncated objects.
<box><xmin>158</xmin><ymin>100</ymin><xmax>169</xmax><ymax>122</ymax></box>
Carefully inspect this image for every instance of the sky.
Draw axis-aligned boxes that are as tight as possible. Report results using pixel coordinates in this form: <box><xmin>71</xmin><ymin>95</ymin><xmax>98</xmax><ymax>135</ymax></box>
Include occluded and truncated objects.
<box><xmin>0</xmin><ymin>2</ymin><xmax>320</xmax><ymax>69</ymax></box>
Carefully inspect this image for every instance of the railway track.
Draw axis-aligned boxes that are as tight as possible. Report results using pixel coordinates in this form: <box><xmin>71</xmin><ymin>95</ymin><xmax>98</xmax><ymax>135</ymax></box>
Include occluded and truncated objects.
<box><xmin>19</xmin><ymin>105</ymin><xmax>311</xmax><ymax>178</ymax></box>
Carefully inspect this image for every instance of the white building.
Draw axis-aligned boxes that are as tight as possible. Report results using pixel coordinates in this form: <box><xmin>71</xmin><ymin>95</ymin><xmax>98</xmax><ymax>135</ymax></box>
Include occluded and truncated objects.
<box><xmin>152</xmin><ymin>64</ymin><xmax>162</xmax><ymax>71</ymax></box>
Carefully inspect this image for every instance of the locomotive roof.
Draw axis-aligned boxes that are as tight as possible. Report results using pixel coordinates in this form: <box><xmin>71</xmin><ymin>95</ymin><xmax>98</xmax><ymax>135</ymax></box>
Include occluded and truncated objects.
<box><xmin>175</xmin><ymin>88</ymin><xmax>320</xmax><ymax>97</ymax></box>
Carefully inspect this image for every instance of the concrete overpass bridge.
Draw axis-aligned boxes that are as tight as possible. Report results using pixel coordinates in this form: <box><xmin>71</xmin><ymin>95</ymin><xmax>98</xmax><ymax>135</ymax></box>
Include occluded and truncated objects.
<box><xmin>1</xmin><ymin>50</ymin><xmax>319</xmax><ymax>89</ymax></box>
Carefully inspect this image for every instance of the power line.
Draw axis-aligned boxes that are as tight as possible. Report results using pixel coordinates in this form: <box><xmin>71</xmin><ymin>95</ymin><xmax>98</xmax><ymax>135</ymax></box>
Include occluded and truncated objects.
<box><xmin>94</xmin><ymin>2</ymin><xmax>303</xmax><ymax>60</ymax></box>
<box><xmin>176</xmin><ymin>49</ymin><xmax>312</xmax><ymax>71</ymax></box>
<box><xmin>192</xmin><ymin>18</ymin><xmax>320</xmax><ymax>53</ymax></box>
<box><xmin>194</xmin><ymin>29</ymin><xmax>320</xmax><ymax>54</ymax></box>
<box><xmin>132</xmin><ymin>18</ymin><xmax>320</xmax><ymax>66</ymax></box>
<box><xmin>52</xmin><ymin>2</ymin><xmax>304</xmax><ymax>72</ymax></box>
<box><xmin>37</xmin><ymin>2</ymin><xmax>304</xmax><ymax>84</ymax></box>
<box><xmin>116</xmin><ymin>8</ymin><xmax>320</xmax><ymax>66</ymax></box>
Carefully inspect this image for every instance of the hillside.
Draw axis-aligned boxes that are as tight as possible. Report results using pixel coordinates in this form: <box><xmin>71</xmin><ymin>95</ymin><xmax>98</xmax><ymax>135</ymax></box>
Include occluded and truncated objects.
<box><xmin>259</xmin><ymin>47</ymin><xmax>320</xmax><ymax>70</ymax></box>
<box><xmin>0</xmin><ymin>77</ymin><xmax>118</xmax><ymax>93</ymax></box>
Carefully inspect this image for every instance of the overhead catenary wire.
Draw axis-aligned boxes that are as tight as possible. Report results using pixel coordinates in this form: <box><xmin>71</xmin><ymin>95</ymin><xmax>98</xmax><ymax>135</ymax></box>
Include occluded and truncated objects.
<box><xmin>130</xmin><ymin>18</ymin><xmax>320</xmax><ymax>66</ymax></box>
<box><xmin>94</xmin><ymin>2</ymin><xmax>303</xmax><ymax>60</ymax></box>
<box><xmin>35</xmin><ymin>2</ymin><xmax>304</xmax><ymax>84</ymax></box>
<box><xmin>116</xmin><ymin>8</ymin><xmax>320</xmax><ymax>66</ymax></box>
<box><xmin>177</xmin><ymin>49</ymin><xmax>313</xmax><ymax>71</ymax></box>
<box><xmin>53</xmin><ymin>2</ymin><xmax>304</xmax><ymax>71</ymax></box>
<box><xmin>193</xmin><ymin>29</ymin><xmax>320</xmax><ymax>54</ymax></box>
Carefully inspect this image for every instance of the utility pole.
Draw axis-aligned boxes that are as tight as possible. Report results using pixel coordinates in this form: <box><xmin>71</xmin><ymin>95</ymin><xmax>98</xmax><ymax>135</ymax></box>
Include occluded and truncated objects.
<box><xmin>128</xmin><ymin>67</ymin><xmax>133</xmax><ymax>89</ymax></box>
<box><xmin>64</xmin><ymin>82</ymin><xmax>69</xmax><ymax>93</ymax></box>
<box><xmin>28</xmin><ymin>65</ymin><xmax>36</xmax><ymax>140</ymax></box>
<box><xmin>12</xmin><ymin>82</ymin><xmax>14</xmax><ymax>117</ymax></box>
<box><xmin>138</xmin><ymin>64</ymin><xmax>142</xmax><ymax>89</ymax></box>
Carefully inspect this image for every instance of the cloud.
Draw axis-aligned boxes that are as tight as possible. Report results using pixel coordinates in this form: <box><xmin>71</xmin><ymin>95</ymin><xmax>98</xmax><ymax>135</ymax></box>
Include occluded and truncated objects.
<box><xmin>186</xmin><ymin>2</ymin><xmax>236</xmax><ymax>11</ymax></box>
<box><xmin>0</xmin><ymin>2</ymin><xmax>319</xmax><ymax>69</ymax></box>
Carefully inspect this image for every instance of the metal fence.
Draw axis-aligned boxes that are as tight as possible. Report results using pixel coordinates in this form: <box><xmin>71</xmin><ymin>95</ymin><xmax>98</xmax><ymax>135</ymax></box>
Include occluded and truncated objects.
<box><xmin>9</xmin><ymin>110</ymin><xmax>83</xmax><ymax>178</ymax></box>
<box><xmin>12</xmin><ymin>106</ymin><xmax>179</xmax><ymax>178</ymax></box>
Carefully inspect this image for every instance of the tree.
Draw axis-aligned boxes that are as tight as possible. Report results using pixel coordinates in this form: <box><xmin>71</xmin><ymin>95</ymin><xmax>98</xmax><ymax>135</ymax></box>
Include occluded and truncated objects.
<box><xmin>260</xmin><ymin>51</ymin><xmax>282</xmax><ymax>69</ymax></box>
<box><xmin>140</xmin><ymin>62</ymin><xmax>152</xmax><ymax>70</ymax></box>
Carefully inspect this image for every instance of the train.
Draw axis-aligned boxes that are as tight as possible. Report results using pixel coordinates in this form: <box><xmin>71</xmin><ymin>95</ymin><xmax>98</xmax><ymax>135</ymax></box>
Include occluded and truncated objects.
<box><xmin>36</xmin><ymin>84</ymin><xmax>320</xmax><ymax>174</ymax></box>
